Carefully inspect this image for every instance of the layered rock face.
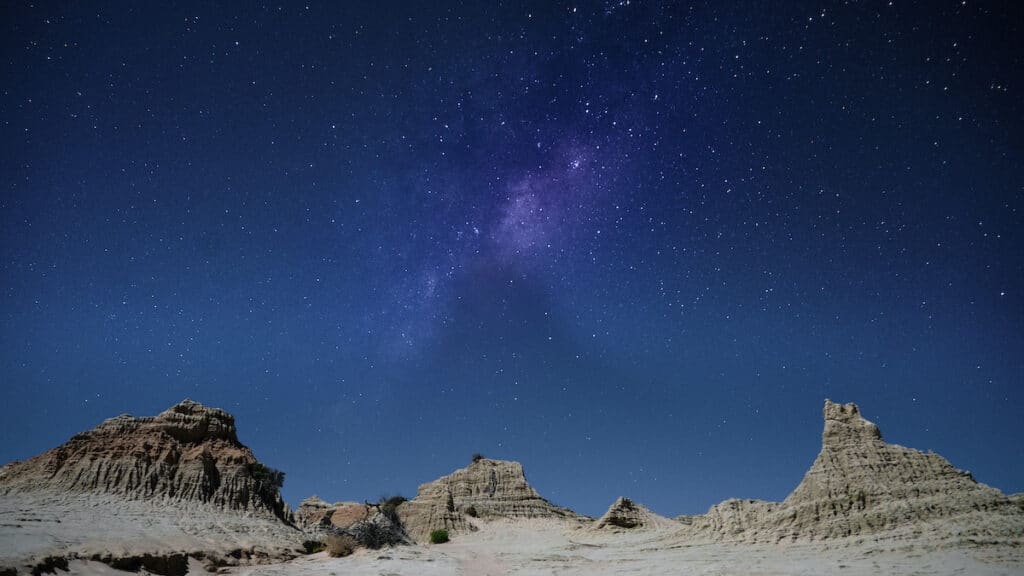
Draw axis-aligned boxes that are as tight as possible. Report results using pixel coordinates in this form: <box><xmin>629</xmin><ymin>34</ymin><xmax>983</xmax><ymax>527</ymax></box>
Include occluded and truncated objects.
<box><xmin>0</xmin><ymin>400</ymin><xmax>290</xmax><ymax>522</ymax></box>
<box><xmin>396</xmin><ymin>458</ymin><xmax>580</xmax><ymax>542</ymax></box>
<box><xmin>591</xmin><ymin>497</ymin><xmax>677</xmax><ymax>531</ymax></box>
<box><xmin>680</xmin><ymin>400</ymin><xmax>1024</xmax><ymax>543</ymax></box>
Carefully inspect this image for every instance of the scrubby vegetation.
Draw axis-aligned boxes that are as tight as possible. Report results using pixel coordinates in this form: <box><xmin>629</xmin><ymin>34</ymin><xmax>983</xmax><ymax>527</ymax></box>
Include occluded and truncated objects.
<box><xmin>248</xmin><ymin>463</ymin><xmax>285</xmax><ymax>488</ymax></box>
<box><xmin>471</xmin><ymin>453</ymin><xmax>484</xmax><ymax>463</ymax></box>
<box><xmin>465</xmin><ymin>505</ymin><xmax>478</xmax><ymax>518</ymax></box>
<box><xmin>430</xmin><ymin>529</ymin><xmax>450</xmax><ymax>544</ymax></box>
<box><xmin>379</xmin><ymin>495</ymin><xmax>407</xmax><ymax>517</ymax></box>
<box><xmin>326</xmin><ymin>534</ymin><xmax>358</xmax><ymax>557</ymax></box>
<box><xmin>350</xmin><ymin>520</ymin><xmax>396</xmax><ymax>549</ymax></box>
<box><xmin>302</xmin><ymin>540</ymin><xmax>326</xmax><ymax>554</ymax></box>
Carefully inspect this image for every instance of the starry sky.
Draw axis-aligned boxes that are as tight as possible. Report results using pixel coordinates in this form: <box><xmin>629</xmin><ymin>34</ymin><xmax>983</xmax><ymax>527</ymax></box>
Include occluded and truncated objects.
<box><xmin>1</xmin><ymin>2</ymin><xmax>1022</xmax><ymax>517</ymax></box>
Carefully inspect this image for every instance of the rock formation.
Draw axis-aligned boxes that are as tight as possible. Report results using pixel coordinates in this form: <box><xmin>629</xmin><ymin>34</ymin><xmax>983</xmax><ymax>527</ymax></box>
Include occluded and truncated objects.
<box><xmin>293</xmin><ymin>496</ymin><xmax>408</xmax><ymax>549</ymax></box>
<box><xmin>591</xmin><ymin>497</ymin><xmax>677</xmax><ymax>531</ymax></box>
<box><xmin>678</xmin><ymin>400</ymin><xmax>1024</xmax><ymax>544</ymax></box>
<box><xmin>294</xmin><ymin>496</ymin><xmax>338</xmax><ymax>533</ymax></box>
<box><xmin>396</xmin><ymin>458</ymin><xmax>580</xmax><ymax>542</ymax></box>
<box><xmin>293</xmin><ymin>497</ymin><xmax>379</xmax><ymax>534</ymax></box>
<box><xmin>0</xmin><ymin>400</ymin><xmax>305</xmax><ymax>574</ymax></box>
<box><xmin>0</xmin><ymin>399</ymin><xmax>290</xmax><ymax>522</ymax></box>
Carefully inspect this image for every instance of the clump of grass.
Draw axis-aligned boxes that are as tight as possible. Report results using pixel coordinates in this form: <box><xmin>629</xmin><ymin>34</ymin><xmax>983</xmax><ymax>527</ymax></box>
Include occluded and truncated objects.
<box><xmin>429</xmin><ymin>529</ymin><xmax>450</xmax><ymax>544</ymax></box>
<box><xmin>471</xmin><ymin>453</ymin><xmax>484</xmax><ymax>463</ymax></box>
<box><xmin>326</xmin><ymin>534</ymin><xmax>358</xmax><ymax>557</ymax></box>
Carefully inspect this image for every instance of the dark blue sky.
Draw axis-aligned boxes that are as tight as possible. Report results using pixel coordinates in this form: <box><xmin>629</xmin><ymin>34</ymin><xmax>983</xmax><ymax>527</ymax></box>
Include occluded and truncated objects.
<box><xmin>2</xmin><ymin>1</ymin><xmax>1021</xmax><ymax>517</ymax></box>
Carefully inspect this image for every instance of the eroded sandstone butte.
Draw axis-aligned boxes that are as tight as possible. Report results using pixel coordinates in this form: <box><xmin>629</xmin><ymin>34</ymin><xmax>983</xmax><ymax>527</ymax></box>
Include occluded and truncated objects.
<box><xmin>0</xmin><ymin>399</ymin><xmax>290</xmax><ymax>522</ymax></box>
<box><xmin>395</xmin><ymin>457</ymin><xmax>582</xmax><ymax>542</ymax></box>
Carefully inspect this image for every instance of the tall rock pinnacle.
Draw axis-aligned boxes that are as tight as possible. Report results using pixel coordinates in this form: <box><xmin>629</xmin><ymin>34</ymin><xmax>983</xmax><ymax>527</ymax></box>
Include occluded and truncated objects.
<box><xmin>678</xmin><ymin>400</ymin><xmax>1024</xmax><ymax>543</ymax></box>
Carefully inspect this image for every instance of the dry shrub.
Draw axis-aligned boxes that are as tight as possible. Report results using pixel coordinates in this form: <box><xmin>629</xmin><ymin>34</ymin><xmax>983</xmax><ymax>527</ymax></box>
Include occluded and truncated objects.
<box><xmin>326</xmin><ymin>533</ymin><xmax>358</xmax><ymax>557</ymax></box>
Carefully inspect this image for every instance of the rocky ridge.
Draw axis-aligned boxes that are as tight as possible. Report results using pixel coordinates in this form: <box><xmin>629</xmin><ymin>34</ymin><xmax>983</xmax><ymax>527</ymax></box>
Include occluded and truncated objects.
<box><xmin>0</xmin><ymin>400</ymin><xmax>290</xmax><ymax>522</ymax></box>
<box><xmin>395</xmin><ymin>458</ymin><xmax>582</xmax><ymax>542</ymax></box>
<box><xmin>676</xmin><ymin>400</ymin><xmax>1024</xmax><ymax>544</ymax></box>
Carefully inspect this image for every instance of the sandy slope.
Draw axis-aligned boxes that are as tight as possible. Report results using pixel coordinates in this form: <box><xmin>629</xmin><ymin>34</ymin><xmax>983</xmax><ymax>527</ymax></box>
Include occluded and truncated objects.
<box><xmin>0</xmin><ymin>491</ymin><xmax>302</xmax><ymax>570</ymax></box>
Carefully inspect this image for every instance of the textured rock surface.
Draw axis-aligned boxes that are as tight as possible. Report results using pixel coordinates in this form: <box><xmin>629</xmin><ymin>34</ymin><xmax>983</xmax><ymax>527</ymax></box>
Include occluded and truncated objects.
<box><xmin>293</xmin><ymin>497</ymin><xmax>376</xmax><ymax>535</ymax></box>
<box><xmin>591</xmin><ymin>497</ymin><xmax>678</xmax><ymax>531</ymax></box>
<box><xmin>0</xmin><ymin>400</ymin><xmax>290</xmax><ymax>522</ymax></box>
<box><xmin>677</xmin><ymin>400</ymin><xmax>1024</xmax><ymax>544</ymax></box>
<box><xmin>677</xmin><ymin>498</ymin><xmax>778</xmax><ymax>539</ymax></box>
<box><xmin>397</xmin><ymin>458</ymin><xmax>580</xmax><ymax>542</ymax></box>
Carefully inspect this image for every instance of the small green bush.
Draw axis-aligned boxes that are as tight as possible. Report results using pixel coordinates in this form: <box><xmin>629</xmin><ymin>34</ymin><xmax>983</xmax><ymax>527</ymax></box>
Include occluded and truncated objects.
<box><xmin>327</xmin><ymin>534</ymin><xmax>358</xmax><ymax>557</ymax></box>
<box><xmin>471</xmin><ymin>453</ymin><xmax>484</xmax><ymax>463</ymax></box>
<box><xmin>429</xmin><ymin>529</ymin><xmax>449</xmax><ymax>544</ymax></box>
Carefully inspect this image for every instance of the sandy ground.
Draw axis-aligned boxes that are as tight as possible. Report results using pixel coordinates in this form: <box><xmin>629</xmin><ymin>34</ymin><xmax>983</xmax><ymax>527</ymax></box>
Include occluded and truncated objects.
<box><xmin>0</xmin><ymin>492</ymin><xmax>302</xmax><ymax>568</ymax></box>
<box><xmin>4</xmin><ymin>501</ymin><xmax>1022</xmax><ymax>576</ymax></box>
<box><xmin>224</xmin><ymin>518</ymin><xmax>1024</xmax><ymax>576</ymax></box>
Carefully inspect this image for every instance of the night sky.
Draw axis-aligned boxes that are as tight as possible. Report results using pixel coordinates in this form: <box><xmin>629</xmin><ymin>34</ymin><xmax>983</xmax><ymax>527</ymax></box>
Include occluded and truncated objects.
<box><xmin>2</xmin><ymin>2</ymin><xmax>1022</xmax><ymax>517</ymax></box>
